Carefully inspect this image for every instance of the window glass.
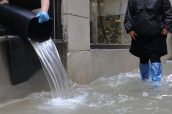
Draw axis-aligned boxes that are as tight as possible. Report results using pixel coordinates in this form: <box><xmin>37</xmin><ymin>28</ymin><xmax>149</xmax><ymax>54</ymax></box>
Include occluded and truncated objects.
<box><xmin>90</xmin><ymin>0</ymin><xmax>130</xmax><ymax>45</ymax></box>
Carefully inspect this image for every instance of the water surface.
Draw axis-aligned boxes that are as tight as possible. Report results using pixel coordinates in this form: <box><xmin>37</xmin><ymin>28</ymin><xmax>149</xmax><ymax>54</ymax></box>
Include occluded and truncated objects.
<box><xmin>1</xmin><ymin>63</ymin><xmax>172</xmax><ymax>114</ymax></box>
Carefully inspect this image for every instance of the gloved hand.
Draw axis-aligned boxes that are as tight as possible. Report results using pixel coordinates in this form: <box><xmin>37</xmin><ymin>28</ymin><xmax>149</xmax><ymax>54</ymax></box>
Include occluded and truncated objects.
<box><xmin>36</xmin><ymin>11</ymin><xmax>49</xmax><ymax>23</ymax></box>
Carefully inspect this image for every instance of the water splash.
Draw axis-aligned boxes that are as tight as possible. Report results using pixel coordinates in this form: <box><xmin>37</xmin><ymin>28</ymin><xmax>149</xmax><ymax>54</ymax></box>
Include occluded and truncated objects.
<box><xmin>29</xmin><ymin>39</ymin><xmax>70</xmax><ymax>98</ymax></box>
<box><xmin>1</xmin><ymin>68</ymin><xmax>172</xmax><ymax>114</ymax></box>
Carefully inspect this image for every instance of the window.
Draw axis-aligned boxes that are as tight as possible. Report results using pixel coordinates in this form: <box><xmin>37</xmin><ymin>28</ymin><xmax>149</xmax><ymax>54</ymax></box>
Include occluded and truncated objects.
<box><xmin>90</xmin><ymin>0</ymin><xmax>130</xmax><ymax>48</ymax></box>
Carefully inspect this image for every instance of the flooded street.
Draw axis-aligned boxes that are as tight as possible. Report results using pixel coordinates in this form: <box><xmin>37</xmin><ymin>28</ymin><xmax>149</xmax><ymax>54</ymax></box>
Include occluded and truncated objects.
<box><xmin>0</xmin><ymin>62</ymin><xmax>172</xmax><ymax>114</ymax></box>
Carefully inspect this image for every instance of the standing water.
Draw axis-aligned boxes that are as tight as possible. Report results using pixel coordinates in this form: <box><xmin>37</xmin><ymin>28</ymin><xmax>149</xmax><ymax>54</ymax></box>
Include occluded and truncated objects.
<box><xmin>1</xmin><ymin>42</ymin><xmax>172</xmax><ymax>113</ymax></box>
<box><xmin>29</xmin><ymin>39</ymin><xmax>70</xmax><ymax>98</ymax></box>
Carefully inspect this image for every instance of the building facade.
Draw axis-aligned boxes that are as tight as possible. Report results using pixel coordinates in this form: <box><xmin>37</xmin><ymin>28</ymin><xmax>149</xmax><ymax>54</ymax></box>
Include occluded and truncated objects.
<box><xmin>0</xmin><ymin>0</ymin><xmax>171</xmax><ymax>102</ymax></box>
<box><xmin>64</xmin><ymin>0</ymin><xmax>172</xmax><ymax>84</ymax></box>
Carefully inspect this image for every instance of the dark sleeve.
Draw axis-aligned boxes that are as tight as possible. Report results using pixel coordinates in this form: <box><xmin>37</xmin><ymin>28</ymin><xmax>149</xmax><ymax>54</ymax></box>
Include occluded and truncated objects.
<box><xmin>8</xmin><ymin>0</ymin><xmax>41</xmax><ymax>10</ymax></box>
<box><xmin>124</xmin><ymin>0</ymin><xmax>134</xmax><ymax>33</ymax></box>
<box><xmin>162</xmin><ymin>0</ymin><xmax>172</xmax><ymax>29</ymax></box>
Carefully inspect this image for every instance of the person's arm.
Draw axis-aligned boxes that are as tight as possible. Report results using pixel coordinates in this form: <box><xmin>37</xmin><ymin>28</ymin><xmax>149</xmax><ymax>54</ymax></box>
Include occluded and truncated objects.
<box><xmin>36</xmin><ymin>0</ymin><xmax>50</xmax><ymax>23</ymax></box>
<box><xmin>41</xmin><ymin>0</ymin><xmax>49</xmax><ymax>12</ymax></box>
<box><xmin>124</xmin><ymin>0</ymin><xmax>134</xmax><ymax>33</ymax></box>
<box><xmin>0</xmin><ymin>0</ymin><xmax>8</xmax><ymax>4</ymax></box>
<box><xmin>162</xmin><ymin>0</ymin><xmax>172</xmax><ymax>34</ymax></box>
<box><xmin>124</xmin><ymin>0</ymin><xmax>137</xmax><ymax>39</ymax></box>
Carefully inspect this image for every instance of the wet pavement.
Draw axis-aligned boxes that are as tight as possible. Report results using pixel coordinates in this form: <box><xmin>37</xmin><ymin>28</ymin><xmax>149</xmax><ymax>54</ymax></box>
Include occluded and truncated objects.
<box><xmin>0</xmin><ymin>62</ymin><xmax>172</xmax><ymax>114</ymax></box>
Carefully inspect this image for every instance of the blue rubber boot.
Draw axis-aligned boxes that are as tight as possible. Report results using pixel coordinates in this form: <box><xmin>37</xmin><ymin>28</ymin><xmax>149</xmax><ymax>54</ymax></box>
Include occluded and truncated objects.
<box><xmin>150</xmin><ymin>62</ymin><xmax>162</xmax><ymax>87</ymax></box>
<box><xmin>139</xmin><ymin>63</ymin><xmax>150</xmax><ymax>80</ymax></box>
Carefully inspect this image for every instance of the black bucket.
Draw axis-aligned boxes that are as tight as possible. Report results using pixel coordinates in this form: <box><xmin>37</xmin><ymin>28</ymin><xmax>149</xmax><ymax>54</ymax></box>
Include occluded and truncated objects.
<box><xmin>0</xmin><ymin>4</ymin><xmax>53</xmax><ymax>42</ymax></box>
<box><xmin>8</xmin><ymin>36</ymin><xmax>42</xmax><ymax>85</ymax></box>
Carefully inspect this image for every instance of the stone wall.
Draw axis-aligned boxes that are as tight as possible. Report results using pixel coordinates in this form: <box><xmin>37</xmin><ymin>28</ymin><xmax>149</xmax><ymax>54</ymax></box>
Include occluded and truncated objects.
<box><xmin>62</xmin><ymin>0</ymin><xmax>93</xmax><ymax>84</ymax></box>
<box><xmin>64</xmin><ymin>0</ymin><xmax>172</xmax><ymax>84</ymax></box>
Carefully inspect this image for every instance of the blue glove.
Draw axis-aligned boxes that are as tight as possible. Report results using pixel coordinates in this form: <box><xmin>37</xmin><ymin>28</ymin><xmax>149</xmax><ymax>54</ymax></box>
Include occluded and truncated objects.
<box><xmin>37</xmin><ymin>11</ymin><xmax>49</xmax><ymax>23</ymax></box>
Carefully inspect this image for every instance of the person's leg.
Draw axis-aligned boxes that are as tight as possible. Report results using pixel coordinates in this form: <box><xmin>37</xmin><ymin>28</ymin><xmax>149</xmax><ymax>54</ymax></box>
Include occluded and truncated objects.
<box><xmin>149</xmin><ymin>55</ymin><xmax>162</xmax><ymax>87</ymax></box>
<box><xmin>139</xmin><ymin>57</ymin><xmax>150</xmax><ymax>80</ymax></box>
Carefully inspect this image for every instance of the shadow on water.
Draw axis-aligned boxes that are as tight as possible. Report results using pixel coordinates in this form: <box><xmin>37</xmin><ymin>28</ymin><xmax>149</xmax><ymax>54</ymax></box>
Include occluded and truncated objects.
<box><xmin>1</xmin><ymin>63</ymin><xmax>172</xmax><ymax>114</ymax></box>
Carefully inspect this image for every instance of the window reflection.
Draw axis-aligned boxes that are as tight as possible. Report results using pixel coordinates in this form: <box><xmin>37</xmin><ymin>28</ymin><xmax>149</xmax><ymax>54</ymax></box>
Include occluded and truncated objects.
<box><xmin>90</xmin><ymin>0</ymin><xmax>130</xmax><ymax>45</ymax></box>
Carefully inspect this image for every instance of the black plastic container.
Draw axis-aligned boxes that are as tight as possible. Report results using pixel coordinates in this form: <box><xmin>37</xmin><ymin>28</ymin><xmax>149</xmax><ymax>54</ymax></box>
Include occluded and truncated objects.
<box><xmin>0</xmin><ymin>4</ymin><xmax>52</xmax><ymax>42</ymax></box>
<box><xmin>8</xmin><ymin>36</ymin><xmax>42</xmax><ymax>85</ymax></box>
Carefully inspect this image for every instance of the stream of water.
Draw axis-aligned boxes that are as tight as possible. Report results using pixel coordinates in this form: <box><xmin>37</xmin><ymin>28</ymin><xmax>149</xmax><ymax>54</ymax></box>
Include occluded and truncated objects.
<box><xmin>30</xmin><ymin>39</ymin><xmax>70</xmax><ymax>98</ymax></box>
<box><xmin>1</xmin><ymin>39</ymin><xmax>172</xmax><ymax>114</ymax></box>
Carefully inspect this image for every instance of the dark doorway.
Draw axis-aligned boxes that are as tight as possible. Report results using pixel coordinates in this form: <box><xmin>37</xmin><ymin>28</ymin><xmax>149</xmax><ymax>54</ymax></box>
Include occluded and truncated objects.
<box><xmin>49</xmin><ymin>0</ymin><xmax>62</xmax><ymax>39</ymax></box>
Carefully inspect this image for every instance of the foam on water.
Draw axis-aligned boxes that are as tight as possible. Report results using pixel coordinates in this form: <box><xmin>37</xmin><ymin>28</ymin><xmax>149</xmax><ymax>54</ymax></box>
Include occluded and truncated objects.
<box><xmin>44</xmin><ymin>94</ymin><xmax>88</xmax><ymax>109</ymax></box>
<box><xmin>1</xmin><ymin>64</ymin><xmax>172</xmax><ymax>114</ymax></box>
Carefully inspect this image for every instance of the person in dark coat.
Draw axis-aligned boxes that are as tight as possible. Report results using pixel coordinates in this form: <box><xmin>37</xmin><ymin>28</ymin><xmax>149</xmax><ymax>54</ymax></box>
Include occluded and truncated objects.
<box><xmin>124</xmin><ymin>0</ymin><xmax>172</xmax><ymax>87</ymax></box>
<box><xmin>0</xmin><ymin>0</ymin><xmax>50</xmax><ymax>23</ymax></box>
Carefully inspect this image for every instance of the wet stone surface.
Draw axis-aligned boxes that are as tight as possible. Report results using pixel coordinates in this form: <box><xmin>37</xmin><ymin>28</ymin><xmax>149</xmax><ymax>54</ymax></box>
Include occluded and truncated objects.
<box><xmin>0</xmin><ymin>62</ymin><xmax>172</xmax><ymax>114</ymax></box>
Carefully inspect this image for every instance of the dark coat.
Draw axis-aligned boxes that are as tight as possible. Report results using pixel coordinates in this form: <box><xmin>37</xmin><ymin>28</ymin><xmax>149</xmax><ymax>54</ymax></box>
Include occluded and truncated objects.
<box><xmin>8</xmin><ymin>0</ymin><xmax>41</xmax><ymax>10</ymax></box>
<box><xmin>124</xmin><ymin>0</ymin><xmax>172</xmax><ymax>57</ymax></box>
